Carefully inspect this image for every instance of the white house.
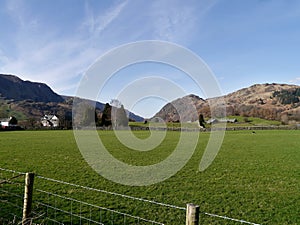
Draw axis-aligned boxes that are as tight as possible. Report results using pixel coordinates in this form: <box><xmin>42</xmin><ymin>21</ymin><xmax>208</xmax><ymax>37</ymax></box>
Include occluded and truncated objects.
<box><xmin>0</xmin><ymin>116</ymin><xmax>18</xmax><ymax>128</ymax></box>
<box><xmin>41</xmin><ymin>115</ymin><xmax>59</xmax><ymax>127</ymax></box>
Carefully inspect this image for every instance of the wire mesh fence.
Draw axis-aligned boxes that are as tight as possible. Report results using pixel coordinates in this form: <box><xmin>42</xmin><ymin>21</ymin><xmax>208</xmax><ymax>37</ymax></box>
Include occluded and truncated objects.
<box><xmin>0</xmin><ymin>168</ymin><xmax>25</xmax><ymax>224</ymax></box>
<box><xmin>0</xmin><ymin>168</ymin><xmax>261</xmax><ymax>225</ymax></box>
<box><xmin>34</xmin><ymin>189</ymin><xmax>168</xmax><ymax>225</ymax></box>
<box><xmin>200</xmin><ymin>212</ymin><xmax>260</xmax><ymax>225</ymax></box>
<box><xmin>32</xmin><ymin>175</ymin><xmax>182</xmax><ymax>224</ymax></box>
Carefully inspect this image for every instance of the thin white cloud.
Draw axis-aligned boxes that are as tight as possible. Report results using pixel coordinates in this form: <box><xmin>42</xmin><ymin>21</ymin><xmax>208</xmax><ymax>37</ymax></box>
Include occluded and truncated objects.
<box><xmin>0</xmin><ymin>0</ymin><xmax>216</xmax><ymax>100</ymax></box>
<box><xmin>289</xmin><ymin>77</ymin><xmax>300</xmax><ymax>85</ymax></box>
<box><xmin>150</xmin><ymin>0</ymin><xmax>217</xmax><ymax>43</ymax></box>
<box><xmin>151</xmin><ymin>1</ymin><xmax>194</xmax><ymax>42</ymax></box>
<box><xmin>82</xmin><ymin>0</ymin><xmax>128</xmax><ymax>38</ymax></box>
<box><xmin>1</xmin><ymin>37</ymin><xmax>100</xmax><ymax>93</ymax></box>
<box><xmin>0</xmin><ymin>0</ymin><xmax>130</xmax><ymax>96</ymax></box>
<box><xmin>95</xmin><ymin>1</ymin><xmax>128</xmax><ymax>34</ymax></box>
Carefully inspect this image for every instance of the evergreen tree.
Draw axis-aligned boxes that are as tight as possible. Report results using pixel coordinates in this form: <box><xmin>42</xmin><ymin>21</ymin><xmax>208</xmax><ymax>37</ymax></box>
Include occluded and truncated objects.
<box><xmin>100</xmin><ymin>103</ymin><xmax>112</xmax><ymax>127</ymax></box>
<box><xmin>295</xmin><ymin>88</ymin><xmax>300</xmax><ymax>97</ymax></box>
<box><xmin>273</xmin><ymin>89</ymin><xmax>300</xmax><ymax>105</ymax></box>
<box><xmin>199</xmin><ymin>114</ymin><xmax>205</xmax><ymax>128</ymax></box>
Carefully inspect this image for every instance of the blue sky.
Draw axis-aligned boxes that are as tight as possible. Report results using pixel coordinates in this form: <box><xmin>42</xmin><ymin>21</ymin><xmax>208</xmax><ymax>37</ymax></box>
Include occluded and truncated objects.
<box><xmin>0</xmin><ymin>0</ymin><xmax>300</xmax><ymax>117</ymax></box>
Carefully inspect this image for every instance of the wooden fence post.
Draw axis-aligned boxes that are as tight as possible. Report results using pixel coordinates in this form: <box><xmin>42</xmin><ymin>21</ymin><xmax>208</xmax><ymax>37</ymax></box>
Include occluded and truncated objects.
<box><xmin>22</xmin><ymin>172</ymin><xmax>35</xmax><ymax>225</ymax></box>
<box><xmin>186</xmin><ymin>203</ymin><xmax>200</xmax><ymax>225</ymax></box>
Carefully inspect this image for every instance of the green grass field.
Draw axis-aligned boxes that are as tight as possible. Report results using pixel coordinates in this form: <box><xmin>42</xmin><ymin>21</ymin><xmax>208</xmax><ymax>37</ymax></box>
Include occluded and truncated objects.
<box><xmin>0</xmin><ymin>129</ymin><xmax>299</xmax><ymax>224</ymax></box>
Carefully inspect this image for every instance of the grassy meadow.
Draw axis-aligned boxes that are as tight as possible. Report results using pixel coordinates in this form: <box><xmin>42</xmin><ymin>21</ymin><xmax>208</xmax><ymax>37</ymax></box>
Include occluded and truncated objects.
<box><xmin>0</xmin><ymin>129</ymin><xmax>299</xmax><ymax>224</ymax></box>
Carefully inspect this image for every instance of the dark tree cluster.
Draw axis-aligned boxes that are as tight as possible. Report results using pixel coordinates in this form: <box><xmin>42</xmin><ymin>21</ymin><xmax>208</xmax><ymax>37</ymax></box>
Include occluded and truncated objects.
<box><xmin>100</xmin><ymin>102</ymin><xmax>128</xmax><ymax>128</ymax></box>
<box><xmin>82</xmin><ymin>105</ymin><xmax>97</xmax><ymax>126</ymax></box>
<box><xmin>100</xmin><ymin>103</ymin><xmax>112</xmax><ymax>127</ymax></box>
<box><xmin>199</xmin><ymin>114</ymin><xmax>205</xmax><ymax>128</ymax></box>
<box><xmin>273</xmin><ymin>88</ymin><xmax>300</xmax><ymax>105</ymax></box>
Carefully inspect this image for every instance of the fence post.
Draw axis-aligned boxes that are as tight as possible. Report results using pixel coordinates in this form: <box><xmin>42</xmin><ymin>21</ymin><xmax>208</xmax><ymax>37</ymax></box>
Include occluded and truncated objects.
<box><xmin>22</xmin><ymin>172</ymin><xmax>35</xmax><ymax>225</ymax></box>
<box><xmin>186</xmin><ymin>203</ymin><xmax>200</xmax><ymax>225</ymax></box>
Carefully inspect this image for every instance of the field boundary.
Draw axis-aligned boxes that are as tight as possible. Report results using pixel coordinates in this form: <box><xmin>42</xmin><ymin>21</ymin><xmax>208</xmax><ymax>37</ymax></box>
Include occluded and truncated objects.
<box><xmin>129</xmin><ymin>124</ymin><xmax>299</xmax><ymax>132</ymax></box>
<box><xmin>0</xmin><ymin>168</ymin><xmax>25</xmax><ymax>224</ymax></box>
<box><xmin>1</xmin><ymin>167</ymin><xmax>261</xmax><ymax>225</ymax></box>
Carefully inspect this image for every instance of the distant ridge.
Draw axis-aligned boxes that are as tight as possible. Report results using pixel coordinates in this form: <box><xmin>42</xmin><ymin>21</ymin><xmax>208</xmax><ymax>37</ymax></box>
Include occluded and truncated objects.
<box><xmin>0</xmin><ymin>74</ymin><xmax>144</xmax><ymax>125</ymax></box>
<box><xmin>0</xmin><ymin>74</ymin><xmax>63</xmax><ymax>102</ymax></box>
<box><xmin>154</xmin><ymin>83</ymin><xmax>300</xmax><ymax>124</ymax></box>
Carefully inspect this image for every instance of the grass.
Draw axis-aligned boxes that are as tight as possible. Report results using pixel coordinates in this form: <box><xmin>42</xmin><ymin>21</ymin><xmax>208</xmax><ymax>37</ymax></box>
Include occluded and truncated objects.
<box><xmin>225</xmin><ymin>116</ymin><xmax>282</xmax><ymax>126</ymax></box>
<box><xmin>0</xmin><ymin>129</ymin><xmax>299</xmax><ymax>224</ymax></box>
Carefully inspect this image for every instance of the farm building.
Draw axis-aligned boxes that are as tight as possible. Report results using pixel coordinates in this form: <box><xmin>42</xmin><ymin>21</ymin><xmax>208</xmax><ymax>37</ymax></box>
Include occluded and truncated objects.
<box><xmin>207</xmin><ymin>118</ymin><xmax>237</xmax><ymax>124</ymax></box>
<box><xmin>0</xmin><ymin>116</ymin><xmax>18</xmax><ymax>128</ymax></box>
<box><xmin>41</xmin><ymin>115</ymin><xmax>60</xmax><ymax>127</ymax></box>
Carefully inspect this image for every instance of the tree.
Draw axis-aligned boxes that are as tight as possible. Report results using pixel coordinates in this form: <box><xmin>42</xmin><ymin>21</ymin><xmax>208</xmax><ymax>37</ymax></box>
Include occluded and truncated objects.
<box><xmin>100</xmin><ymin>103</ymin><xmax>112</xmax><ymax>127</ymax></box>
<box><xmin>95</xmin><ymin>110</ymin><xmax>102</xmax><ymax>126</ymax></box>
<box><xmin>9</xmin><ymin>116</ymin><xmax>17</xmax><ymax>125</ymax></box>
<box><xmin>110</xmin><ymin>99</ymin><xmax>122</xmax><ymax>108</ymax></box>
<box><xmin>28</xmin><ymin>117</ymin><xmax>37</xmax><ymax>128</ymax></box>
<box><xmin>0</xmin><ymin>109</ymin><xmax>8</xmax><ymax>118</ymax></box>
<box><xmin>110</xmin><ymin>99</ymin><xmax>128</xmax><ymax>129</ymax></box>
<box><xmin>116</xmin><ymin>105</ymin><xmax>128</xmax><ymax>127</ymax></box>
<box><xmin>199</xmin><ymin>114</ymin><xmax>205</xmax><ymax>128</ymax></box>
<box><xmin>295</xmin><ymin>88</ymin><xmax>300</xmax><ymax>97</ymax></box>
<box><xmin>82</xmin><ymin>105</ymin><xmax>96</xmax><ymax>126</ymax></box>
<box><xmin>100</xmin><ymin>100</ymin><xmax>128</xmax><ymax>128</ymax></box>
<box><xmin>273</xmin><ymin>89</ymin><xmax>300</xmax><ymax>105</ymax></box>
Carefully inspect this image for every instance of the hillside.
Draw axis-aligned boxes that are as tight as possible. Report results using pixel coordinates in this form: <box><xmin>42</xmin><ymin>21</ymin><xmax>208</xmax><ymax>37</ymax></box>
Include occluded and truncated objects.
<box><xmin>0</xmin><ymin>74</ymin><xmax>143</xmax><ymax>127</ymax></box>
<box><xmin>154</xmin><ymin>83</ymin><xmax>300</xmax><ymax>124</ymax></box>
<box><xmin>0</xmin><ymin>74</ymin><xmax>63</xmax><ymax>102</ymax></box>
<box><xmin>154</xmin><ymin>94</ymin><xmax>206</xmax><ymax>122</ymax></box>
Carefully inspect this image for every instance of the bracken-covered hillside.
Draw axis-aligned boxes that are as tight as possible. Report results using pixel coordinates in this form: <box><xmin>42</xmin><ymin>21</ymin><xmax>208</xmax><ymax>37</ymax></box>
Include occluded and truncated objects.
<box><xmin>154</xmin><ymin>83</ymin><xmax>300</xmax><ymax>124</ymax></box>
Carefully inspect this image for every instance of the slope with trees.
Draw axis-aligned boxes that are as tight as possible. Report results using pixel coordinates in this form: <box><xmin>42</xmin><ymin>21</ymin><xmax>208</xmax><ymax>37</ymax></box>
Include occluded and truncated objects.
<box><xmin>154</xmin><ymin>83</ymin><xmax>300</xmax><ymax>124</ymax></box>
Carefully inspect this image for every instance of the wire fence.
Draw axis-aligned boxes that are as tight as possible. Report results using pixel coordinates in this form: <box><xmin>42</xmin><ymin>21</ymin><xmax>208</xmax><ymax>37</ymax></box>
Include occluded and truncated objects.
<box><xmin>0</xmin><ymin>168</ymin><xmax>261</xmax><ymax>225</ymax></box>
<box><xmin>201</xmin><ymin>212</ymin><xmax>260</xmax><ymax>225</ymax></box>
<box><xmin>33</xmin><ymin>174</ymin><xmax>185</xmax><ymax>225</ymax></box>
<box><xmin>0</xmin><ymin>168</ymin><xmax>25</xmax><ymax>224</ymax></box>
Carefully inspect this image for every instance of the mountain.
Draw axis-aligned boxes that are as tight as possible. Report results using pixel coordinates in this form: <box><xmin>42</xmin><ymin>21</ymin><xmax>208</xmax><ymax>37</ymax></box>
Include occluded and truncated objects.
<box><xmin>0</xmin><ymin>74</ymin><xmax>144</xmax><ymax>127</ymax></box>
<box><xmin>154</xmin><ymin>83</ymin><xmax>300</xmax><ymax>124</ymax></box>
<box><xmin>154</xmin><ymin>94</ymin><xmax>207</xmax><ymax>122</ymax></box>
<box><xmin>0</xmin><ymin>74</ymin><xmax>64</xmax><ymax>102</ymax></box>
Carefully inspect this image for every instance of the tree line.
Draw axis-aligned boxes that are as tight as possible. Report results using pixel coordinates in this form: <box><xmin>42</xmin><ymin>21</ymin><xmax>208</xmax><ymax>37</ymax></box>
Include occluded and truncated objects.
<box><xmin>81</xmin><ymin>100</ymin><xmax>128</xmax><ymax>128</ymax></box>
<box><xmin>273</xmin><ymin>88</ymin><xmax>300</xmax><ymax>105</ymax></box>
